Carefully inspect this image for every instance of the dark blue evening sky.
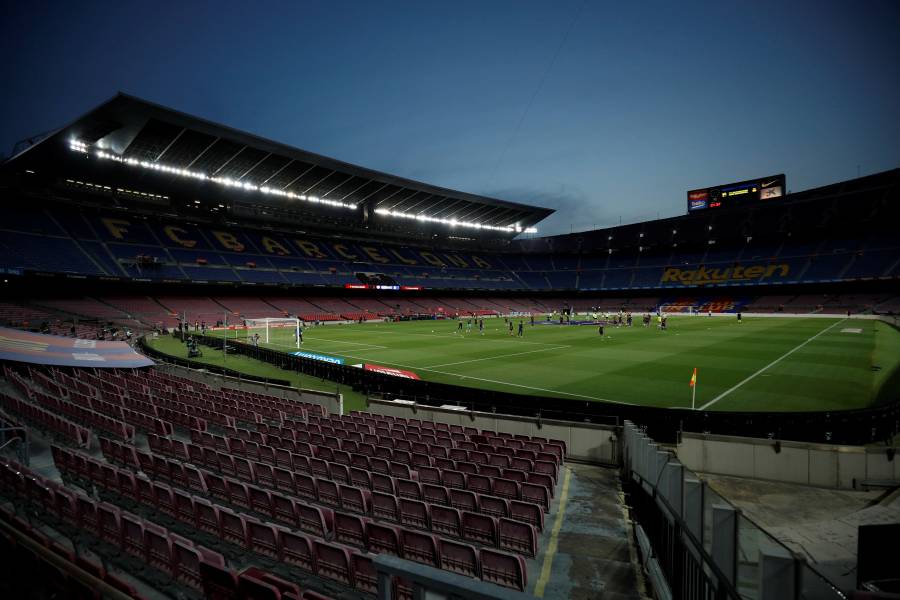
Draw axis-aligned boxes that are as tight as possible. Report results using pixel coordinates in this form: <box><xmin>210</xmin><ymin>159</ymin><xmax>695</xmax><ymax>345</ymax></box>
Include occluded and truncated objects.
<box><xmin>2</xmin><ymin>0</ymin><xmax>898</xmax><ymax>235</ymax></box>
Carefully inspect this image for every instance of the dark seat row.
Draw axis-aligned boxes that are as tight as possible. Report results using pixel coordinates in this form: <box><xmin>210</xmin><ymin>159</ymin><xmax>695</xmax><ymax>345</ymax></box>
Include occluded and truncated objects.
<box><xmin>55</xmin><ymin>446</ymin><xmax>529</xmax><ymax>592</ymax></box>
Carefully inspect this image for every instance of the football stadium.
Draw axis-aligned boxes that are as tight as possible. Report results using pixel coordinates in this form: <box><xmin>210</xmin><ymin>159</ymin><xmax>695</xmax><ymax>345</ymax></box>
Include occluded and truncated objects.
<box><xmin>2</xmin><ymin>6</ymin><xmax>900</xmax><ymax>600</ymax></box>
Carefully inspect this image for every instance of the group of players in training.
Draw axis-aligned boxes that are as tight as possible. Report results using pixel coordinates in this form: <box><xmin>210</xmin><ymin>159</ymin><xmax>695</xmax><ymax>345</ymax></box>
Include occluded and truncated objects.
<box><xmin>452</xmin><ymin>309</ymin><xmax>744</xmax><ymax>340</ymax></box>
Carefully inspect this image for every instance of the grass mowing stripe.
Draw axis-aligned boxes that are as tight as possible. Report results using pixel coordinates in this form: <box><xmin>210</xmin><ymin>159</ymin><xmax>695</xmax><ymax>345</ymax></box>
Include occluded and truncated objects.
<box><xmin>423</xmin><ymin>345</ymin><xmax>571</xmax><ymax>368</ymax></box>
<box><xmin>697</xmin><ymin>318</ymin><xmax>846</xmax><ymax>410</ymax></box>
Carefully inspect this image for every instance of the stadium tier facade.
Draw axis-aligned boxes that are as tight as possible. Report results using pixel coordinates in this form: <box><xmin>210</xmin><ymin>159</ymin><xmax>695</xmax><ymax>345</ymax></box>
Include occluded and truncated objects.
<box><xmin>1</xmin><ymin>94</ymin><xmax>899</xmax><ymax>600</ymax></box>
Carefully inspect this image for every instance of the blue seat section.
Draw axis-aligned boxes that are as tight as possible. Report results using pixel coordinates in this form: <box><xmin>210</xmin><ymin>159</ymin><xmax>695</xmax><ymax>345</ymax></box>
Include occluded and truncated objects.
<box><xmin>0</xmin><ymin>232</ymin><xmax>103</xmax><ymax>274</ymax></box>
<box><xmin>79</xmin><ymin>240</ymin><xmax>123</xmax><ymax>276</ymax></box>
<box><xmin>578</xmin><ymin>271</ymin><xmax>604</xmax><ymax>289</ymax></box>
<box><xmin>236</xmin><ymin>269</ymin><xmax>287</xmax><ymax>284</ymax></box>
<box><xmin>802</xmin><ymin>254</ymin><xmax>853</xmax><ymax>282</ymax></box>
<box><xmin>180</xmin><ymin>266</ymin><xmax>241</xmax><ymax>282</ymax></box>
<box><xmin>107</xmin><ymin>243</ymin><xmax>169</xmax><ymax>261</ymax></box>
<box><xmin>168</xmin><ymin>248</ymin><xmax>230</xmax><ymax>266</ymax></box>
<box><xmin>631</xmin><ymin>268</ymin><xmax>662</xmax><ymax>288</ymax></box>
<box><xmin>3</xmin><ymin>206</ymin><xmax>898</xmax><ymax>289</ymax></box>
<box><xmin>516</xmin><ymin>273</ymin><xmax>549</xmax><ymax>290</ymax></box>
<box><xmin>602</xmin><ymin>269</ymin><xmax>633</xmax><ymax>289</ymax></box>
<box><xmin>120</xmin><ymin>264</ymin><xmax>187</xmax><ymax>280</ymax></box>
<box><xmin>2</xmin><ymin>207</ymin><xmax>64</xmax><ymax>235</ymax></box>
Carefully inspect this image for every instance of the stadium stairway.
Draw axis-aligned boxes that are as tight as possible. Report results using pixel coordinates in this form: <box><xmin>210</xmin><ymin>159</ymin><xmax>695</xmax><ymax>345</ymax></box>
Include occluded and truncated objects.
<box><xmin>521</xmin><ymin>461</ymin><xmax>644</xmax><ymax>600</ymax></box>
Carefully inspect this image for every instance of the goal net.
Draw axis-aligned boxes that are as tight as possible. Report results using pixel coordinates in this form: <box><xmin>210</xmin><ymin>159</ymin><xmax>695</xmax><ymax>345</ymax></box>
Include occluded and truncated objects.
<box><xmin>243</xmin><ymin>317</ymin><xmax>301</xmax><ymax>348</ymax></box>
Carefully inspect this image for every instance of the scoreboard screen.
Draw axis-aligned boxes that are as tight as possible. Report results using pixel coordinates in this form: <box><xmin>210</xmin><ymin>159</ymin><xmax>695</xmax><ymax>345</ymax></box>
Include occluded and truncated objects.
<box><xmin>687</xmin><ymin>174</ymin><xmax>786</xmax><ymax>212</ymax></box>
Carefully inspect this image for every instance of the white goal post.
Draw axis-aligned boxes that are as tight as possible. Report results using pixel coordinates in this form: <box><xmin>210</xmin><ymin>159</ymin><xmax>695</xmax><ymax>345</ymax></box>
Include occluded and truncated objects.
<box><xmin>243</xmin><ymin>317</ymin><xmax>302</xmax><ymax>348</ymax></box>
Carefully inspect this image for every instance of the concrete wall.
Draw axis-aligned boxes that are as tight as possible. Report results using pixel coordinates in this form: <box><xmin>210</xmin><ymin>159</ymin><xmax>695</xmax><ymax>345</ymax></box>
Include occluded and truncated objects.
<box><xmin>677</xmin><ymin>432</ymin><xmax>900</xmax><ymax>489</ymax></box>
<box><xmin>367</xmin><ymin>399</ymin><xmax>618</xmax><ymax>463</ymax></box>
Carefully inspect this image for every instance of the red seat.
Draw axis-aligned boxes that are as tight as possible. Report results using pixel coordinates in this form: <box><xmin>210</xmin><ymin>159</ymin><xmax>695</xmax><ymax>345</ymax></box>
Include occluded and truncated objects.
<box><xmin>481</xmin><ymin>548</ymin><xmax>527</xmax><ymax>591</ymax></box>
<box><xmin>371</xmin><ymin>473</ymin><xmax>395</xmax><ymax>496</ymax></box>
<box><xmin>76</xmin><ymin>496</ymin><xmax>99</xmax><ymax>535</ymax></box>
<box><xmin>371</xmin><ymin>491</ymin><xmax>399</xmax><ymax>523</ymax></box>
<box><xmin>440</xmin><ymin>539</ymin><xmax>480</xmax><ymax>578</ymax></box>
<box><xmin>295</xmin><ymin>502</ymin><xmax>333</xmax><ymax>538</ymax></box>
<box><xmin>173</xmin><ymin>539</ymin><xmax>223</xmax><ymax>591</ymax></box>
<box><xmin>398</xmin><ymin>498</ymin><xmax>429</xmax><ymax>530</ymax></box>
<box><xmin>422</xmin><ymin>483</ymin><xmax>449</xmax><ymax>506</ymax></box>
<box><xmin>351</xmin><ymin>552</ymin><xmax>377</xmax><ymax>595</ymax></box>
<box><xmin>349</xmin><ymin>466</ymin><xmax>372</xmax><ymax>490</ymax></box>
<box><xmin>448</xmin><ymin>488</ymin><xmax>478</xmax><ymax>513</ymax></box>
<box><xmin>526</xmin><ymin>472</ymin><xmax>555</xmax><ymax>496</ymax></box>
<box><xmin>295</xmin><ymin>473</ymin><xmax>317</xmax><ymax>501</ymax></box>
<box><xmin>396</xmin><ymin>479</ymin><xmax>422</xmax><ymax>500</ymax></box>
<box><xmin>339</xmin><ymin>485</ymin><xmax>371</xmax><ymax>515</ymax></box>
<box><xmin>121</xmin><ymin>512</ymin><xmax>145</xmax><ymax>559</ymax></box>
<box><xmin>204</xmin><ymin>472</ymin><xmax>229</xmax><ymax>502</ymax></box>
<box><xmin>271</xmin><ymin>493</ymin><xmax>297</xmax><ymax>526</ymax></box>
<box><xmin>479</xmin><ymin>495</ymin><xmax>510</xmax><ymax>519</ymax></box>
<box><xmin>279</xmin><ymin>530</ymin><xmax>316</xmax><ymax>573</ymax></box>
<box><xmin>143</xmin><ymin>523</ymin><xmax>174</xmax><ymax>575</ymax></box>
<box><xmin>365</xmin><ymin>522</ymin><xmax>400</xmax><ymax>555</ymax></box>
<box><xmin>316</xmin><ymin>478</ymin><xmax>340</xmax><ymax>508</ymax></box>
<box><xmin>194</xmin><ymin>498</ymin><xmax>221</xmax><ymax>536</ymax></box>
<box><xmin>400</xmin><ymin>530</ymin><xmax>439</xmax><ymax>567</ymax></box>
<box><xmin>461</xmin><ymin>512</ymin><xmax>497</xmax><ymax>546</ymax></box>
<box><xmin>226</xmin><ymin>479</ymin><xmax>251</xmax><ymax>509</ymax></box>
<box><xmin>219</xmin><ymin>508</ymin><xmax>249</xmax><ymax>548</ymax></box>
<box><xmin>492</xmin><ymin>478</ymin><xmax>521</xmax><ymax>501</ymax></box>
<box><xmin>249</xmin><ymin>485</ymin><xmax>274</xmax><ymax>516</ymax></box>
<box><xmin>330</xmin><ymin>463</ymin><xmax>350</xmax><ymax>485</ymax></box>
<box><xmin>390</xmin><ymin>462</ymin><xmax>412</xmax><ymax>480</ymax></box>
<box><xmin>466</xmin><ymin>473</ymin><xmax>491</xmax><ymax>495</ymax></box>
<box><xmin>416</xmin><ymin>466</ymin><xmax>441</xmax><ymax>485</ymax></box>
<box><xmin>313</xmin><ymin>540</ymin><xmax>354</xmax><ymax>586</ymax></box>
<box><xmin>273</xmin><ymin>467</ymin><xmax>295</xmax><ymax>494</ymax></box>
<box><xmin>430</xmin><ymin>505</ymin><xmax>462</xmax><ymax>538</ymax></box>
<box><xmin>247</xmin><ymin>520</ymin><xmax>282</xmax><ymax>559</ymax></box>
<box><xmin>499</xmin><ymin>517</ymin><xmax>537</xmax><ymax>557</ymax></box>
<box><xmin>443</xmin><ymin>470</ymin><xmax>466</xmax><ymax>490</ymax></box>
<box><xmin>334</xmin><ymin>513</ymin><xmax>367</xmax><ymax>549</ymax></box>
<box><xmin>521</xmin><ymin>482</ymin><xmax>550</xmax><ymax>512</ymax></box>
<box><xmin>200</xmin><ymin>559</ymin><xmax>239</xmax><ymax>600</ymax></box>
<box><xmin>173</xmin><ymin>488</ymin><xmax>195</xmax><ymax>523</ymax></box>
<box><xmin>255</xmin><ymin>463</ymin><xmax>275</xmax><ymax>488</ymax></box>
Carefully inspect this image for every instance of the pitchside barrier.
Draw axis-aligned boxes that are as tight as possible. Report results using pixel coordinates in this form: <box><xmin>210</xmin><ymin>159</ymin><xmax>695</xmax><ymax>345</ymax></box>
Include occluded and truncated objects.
<box><xmin>623</xmin><ymin>421</ymin><xmax>846</xmax><ymax>600</ymax></box>
<box><xmin>156</xmin><ymin>330</ymin><xmax>900</xmax><ymax>447</ymax></box>
<box><xmin>676</xmin><ymin>431</ymin><xmax>900</xmax><ymax>490</ymax></box>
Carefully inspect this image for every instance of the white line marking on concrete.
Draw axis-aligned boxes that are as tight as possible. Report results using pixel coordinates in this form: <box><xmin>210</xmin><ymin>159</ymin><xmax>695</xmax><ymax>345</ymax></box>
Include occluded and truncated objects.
<box><xmin>697</xmin><ymin>319</ymin><xmax>845</xmax><ymax>411</ymax></box>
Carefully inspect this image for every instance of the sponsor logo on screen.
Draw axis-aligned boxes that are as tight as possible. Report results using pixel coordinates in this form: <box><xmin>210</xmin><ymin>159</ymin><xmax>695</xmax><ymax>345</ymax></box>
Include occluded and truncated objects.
<box><xmin>363</xmin><ymin>363</ymin><xmax>420</xmax><ymax>379</ymax></box>
<box><xmin>291</xmin><ymin>351</ymin><xmax>344</xmax><ymax>364</ymax></box>
<box><xmin>689</xmin><ymin>198</ymin><xmax>708</xmax><ymax>210</ymax></box>
<box><xmin>661</xmin><ymin>263</ymin><xmax>790</xmax><ymax>285</ymax></box>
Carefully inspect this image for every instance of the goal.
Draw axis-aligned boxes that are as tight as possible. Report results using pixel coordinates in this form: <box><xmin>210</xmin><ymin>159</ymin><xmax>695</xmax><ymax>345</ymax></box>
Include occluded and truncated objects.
<box><xmin>243</xmin><ymin>317</ymin><xmax>301</xmax><ymax>348</ymax></box>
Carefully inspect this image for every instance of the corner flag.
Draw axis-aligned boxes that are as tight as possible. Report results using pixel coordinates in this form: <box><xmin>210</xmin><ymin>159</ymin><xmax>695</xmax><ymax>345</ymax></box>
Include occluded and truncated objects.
<box><xmin>689</xmin><ymin>367</ymin><xmax>697</xmax><ymax>410</ymax></box>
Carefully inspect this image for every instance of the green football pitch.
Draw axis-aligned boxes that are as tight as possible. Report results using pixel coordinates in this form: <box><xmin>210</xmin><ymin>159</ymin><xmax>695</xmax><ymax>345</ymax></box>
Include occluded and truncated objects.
<box><xmin>209</xmin><ymin>315</ymin><xmax>900</xmax><ymax>413</ymax></box>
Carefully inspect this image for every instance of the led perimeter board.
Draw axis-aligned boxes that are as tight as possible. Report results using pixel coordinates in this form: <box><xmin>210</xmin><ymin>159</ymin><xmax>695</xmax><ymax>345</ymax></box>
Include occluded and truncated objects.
<box><xmin>687</xmin><ymin>174</ymin><xmax>786</xmax><ymax>212</ymax></box>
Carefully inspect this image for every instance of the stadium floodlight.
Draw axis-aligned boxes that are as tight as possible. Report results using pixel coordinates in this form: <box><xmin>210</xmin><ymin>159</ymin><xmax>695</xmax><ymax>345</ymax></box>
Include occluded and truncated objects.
<box><xmin>243</xmin><ymin>317</ymin><xmax>301</xmax><ymax>349</ymax></box>
<box><xmin>74</xmin><ymin>141</ymin><xmax>357</xmax><ymax>211</ymax></box>
<box><xmin>374</xmin><ymin>207</ymin><xmax>538</xmax><ymax>234</ymax></box>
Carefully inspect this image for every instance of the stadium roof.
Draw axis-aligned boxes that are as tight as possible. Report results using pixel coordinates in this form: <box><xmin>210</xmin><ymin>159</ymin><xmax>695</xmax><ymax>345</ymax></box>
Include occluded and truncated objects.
<box><xmin>4</xmin><ymin>93</ymin><xmax>553</xmax><ymax>234</ymax></box>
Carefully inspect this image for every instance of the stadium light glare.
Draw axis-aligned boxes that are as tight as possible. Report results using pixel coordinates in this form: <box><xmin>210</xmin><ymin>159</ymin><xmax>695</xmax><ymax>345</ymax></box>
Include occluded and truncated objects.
<box><xmin>79</xmin><ymin>141</ymin><xmax>357</xmax><ymax>210</ymax></box>
<box><xmin>373</xmin><ymin>207</ymin><xmax>537</xmax><ymax>234</ymax></box>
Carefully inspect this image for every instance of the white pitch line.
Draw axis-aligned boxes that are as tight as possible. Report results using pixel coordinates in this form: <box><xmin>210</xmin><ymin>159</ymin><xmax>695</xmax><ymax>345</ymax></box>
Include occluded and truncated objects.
<box><xmin>697</xmin><ymin>319</ymin><xmax>846</xmax><ymax>411</ymax></box>
<box><xmin>262</xmin><ymin>346</ymin><xmax>633</xmax><ymax>405</ymax></box>
<box><xmin>377</xmin><ymin>329</ymin><xmax>567</xmax><ymax>347</ymax></box>
<box><xmin>423</xmin><ymin>345</ymin><xmax>571</xmax><ymax>368</ymax></box>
